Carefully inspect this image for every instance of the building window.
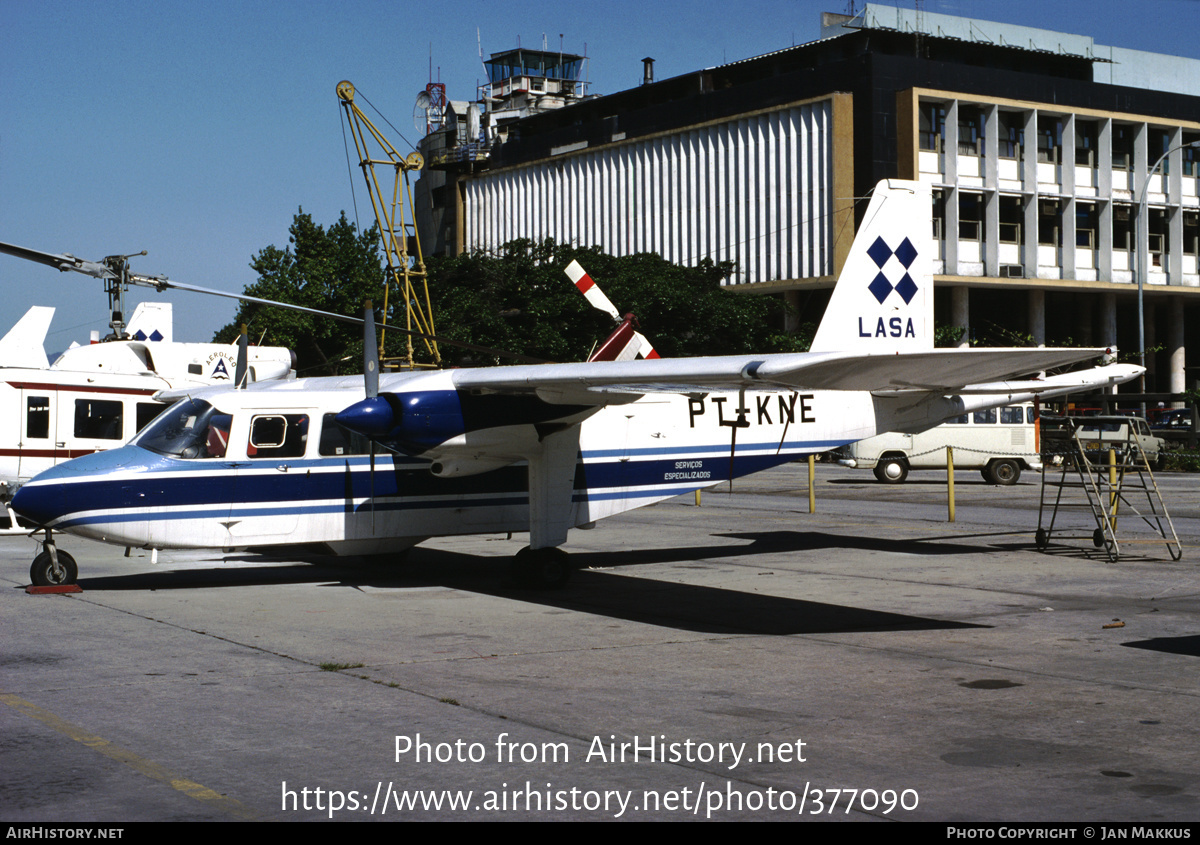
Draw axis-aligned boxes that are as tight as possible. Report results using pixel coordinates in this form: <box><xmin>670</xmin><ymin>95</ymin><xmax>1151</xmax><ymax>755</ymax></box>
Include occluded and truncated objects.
<box><xmin>1112</xmin><ymin>123</ymin><xmax>1133</xmax><ymax>171</ymax></box>
<box><xmin>932</xmin><ymin>189</ymin><xmax>946</xmax><ymax>240</ymax></box>
<box><xmin>1184</xmin><ymin>212</ymin><xmax>1199</xmax><ymax>257</ymax></box>
<box><xmin>1113</xmin><ymin>204</ymin><xmax>1134</xmax><ymax>251</ymax></box>
<box><xmin>1149</xmin><ymin>209</ymin><xmax>1169</xmax><ymax>267</ymax></box>
<box><xmin>1075</xmin><ymin>120</ymin><xmax>1097</xmax><ymax>167</ymax></box>
<box><xmin>999</xmin><ymin>196</ymin><xmax>1023</xmax><ymax>243</ymax></box>
<box><xmin>1038</xmin><ymin>200</ymin><xmax>1062</xmax><ymax>247</ymax></box>
<box><xmin>1076</xmin><ymin>203</ymin><xmax>1098</xmax><ymax>249</ymax></box>
<box><xmin>957</xmin><ymin>106</ymin><xmax>984</xmax><ymax>156</ymax></box>
<box><xmin>1150</xmin><ymin>129</ymin><xmax>1172</xmax><ymax>174</ymax></box>
<box><xmin>959</xmin><ymin>193</ymin><xmax>982</xmax><ymax>240</ymax></box>
<box><xmin>998</xmin><ymin>112</ymin><xmax>1023</xmax><ymax>159</ymax></box>
<box><xmin>1184</xmin><ymin>136</ymin><xmax>1200</xmax><ymax>177</ymax></box>
<box><xmin>1037</xmin><ymin>117</ymin><xmax>1062</xmax><ymax>164</ymax></box>
<box><xmin>919</xmin><ymin>102</ymin><xmax>946</xmax><ymax>153</ymax></box>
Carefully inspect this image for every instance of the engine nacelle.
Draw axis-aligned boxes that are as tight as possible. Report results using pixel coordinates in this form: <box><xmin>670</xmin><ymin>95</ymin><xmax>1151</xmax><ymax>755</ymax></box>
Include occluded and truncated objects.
<box><xmin>335</xmin><ymin>390</ymin><xmax>466</xmax><ymax>456</ymax></box>
<box><xmin>335</xmin><ymin>388</ymin><xmax>594</xmax><ymax>457</ymax></box>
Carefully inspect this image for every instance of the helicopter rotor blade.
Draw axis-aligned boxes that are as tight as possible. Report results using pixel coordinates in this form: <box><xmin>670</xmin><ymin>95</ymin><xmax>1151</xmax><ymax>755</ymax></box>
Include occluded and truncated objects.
<box><xmin>1</xmin><ymin>239</ymin><xmax>551</xmax><ymax>364</ymax></box>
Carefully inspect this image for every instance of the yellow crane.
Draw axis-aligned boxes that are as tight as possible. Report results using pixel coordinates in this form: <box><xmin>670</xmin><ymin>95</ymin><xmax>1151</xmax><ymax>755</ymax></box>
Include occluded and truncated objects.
<box><xmin>336</xmin><ymin>80</ymin><xmax>440</xmax><ymax>369</ymax></box>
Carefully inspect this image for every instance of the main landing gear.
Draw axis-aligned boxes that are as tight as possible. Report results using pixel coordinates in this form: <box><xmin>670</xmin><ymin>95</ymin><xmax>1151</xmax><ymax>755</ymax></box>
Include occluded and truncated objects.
<box><xmin>29</xmin><ymin>530</ymin><xmax>78</xmax><ymax>587</ymax></box>
<box><xmin>510</xmin><ymin>546</ymin><xmax>573</xmax><ymax>589</ymax></box>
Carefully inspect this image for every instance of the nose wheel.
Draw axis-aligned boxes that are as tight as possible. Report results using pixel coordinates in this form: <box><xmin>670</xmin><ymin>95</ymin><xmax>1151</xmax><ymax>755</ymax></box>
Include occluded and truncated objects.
<box><xmin>29</xmin><ymin>530</ymin><xmax>78</xmax><ymax>587</ymax></box>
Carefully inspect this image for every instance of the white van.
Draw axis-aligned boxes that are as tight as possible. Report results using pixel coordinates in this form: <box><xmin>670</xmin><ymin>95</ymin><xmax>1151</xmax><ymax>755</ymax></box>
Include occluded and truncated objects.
<box><xmin>838</xmin><ymin>404</ymin><xmax>1041</xmax><ymax>484</ymax></box>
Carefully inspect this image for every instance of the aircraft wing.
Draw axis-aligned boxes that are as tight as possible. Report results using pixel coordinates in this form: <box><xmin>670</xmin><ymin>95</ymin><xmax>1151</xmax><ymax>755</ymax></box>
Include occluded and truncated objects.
<box><xmin>449</xmin><ymin>347</ymin><xmax>1126</xmax><ymax>401</ymax></box>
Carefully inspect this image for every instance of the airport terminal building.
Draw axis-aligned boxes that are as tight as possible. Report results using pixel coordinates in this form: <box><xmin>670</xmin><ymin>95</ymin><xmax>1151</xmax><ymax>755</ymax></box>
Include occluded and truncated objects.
<box><xmin>419</xmin><ymin>5</ymin><xmax>1200</xmax><ymax>394</ymax></box>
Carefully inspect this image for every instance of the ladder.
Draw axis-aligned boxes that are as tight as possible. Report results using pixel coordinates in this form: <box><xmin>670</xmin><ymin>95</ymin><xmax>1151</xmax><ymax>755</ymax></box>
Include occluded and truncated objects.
<box><xmin>1036</xmin><ymin>417</ymin><xmax>1182</xmax><ymax>561</ymax></box>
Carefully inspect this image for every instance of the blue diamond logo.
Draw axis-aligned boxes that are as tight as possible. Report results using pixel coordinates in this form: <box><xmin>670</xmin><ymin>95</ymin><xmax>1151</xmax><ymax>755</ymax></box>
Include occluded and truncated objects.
<box><xmin>867</xmin><ymin>237</ymin><xmax>893</xmax><ymax>269</ymax></box>
<box><xmin>150</xmin><ymin>330</ymin><xmax>164</xmax><ymax>342</ymax></box>
<box><xmin>132</xmin><ymin>330</ymin><xmax>146</xmax><ymax>341</ymax></box>
<box><xmin>894</xmin><ymin>237</ymin><xmax>918</xmax><ymax>269</ymax></box>
<box><xmin>868</xmin><ymin>273</ymin><xmax>894</xmax><ymax>304</ymax></box>
<box><xmin>895</xmin><ymin>273</ymin><xmax>918</xmax><ymax>304</ymax></box>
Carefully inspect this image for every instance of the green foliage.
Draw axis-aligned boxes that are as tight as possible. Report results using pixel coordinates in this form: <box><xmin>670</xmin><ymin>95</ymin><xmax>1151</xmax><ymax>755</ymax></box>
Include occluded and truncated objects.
<box><xmin>426</xmin><ymin>239</ymin><xmax>805</xmax><ymax>366</ymax></box>
<box><xmin>220</xmin><ymin>220</ymin><xmax>804</xmax><ymax>371</ymax></box>
<box><xmin>214</xmin><ymin>210</ymin><xmax>384</xmax><ymax>376</ymax></box>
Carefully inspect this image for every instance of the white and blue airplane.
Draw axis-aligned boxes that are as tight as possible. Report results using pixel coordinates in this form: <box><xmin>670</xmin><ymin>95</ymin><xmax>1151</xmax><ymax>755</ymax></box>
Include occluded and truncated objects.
<box><xmin>12</xmin><ymin>180</ymin><xmax>1140</xmax><ymax>587</ymax></box>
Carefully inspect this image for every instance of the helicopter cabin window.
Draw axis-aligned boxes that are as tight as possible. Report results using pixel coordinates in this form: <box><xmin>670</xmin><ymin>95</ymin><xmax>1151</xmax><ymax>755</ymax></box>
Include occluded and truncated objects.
<box><xmin>136</xmin><ymin>402</ymin><xmax>167</xmax><ymax>434</ymax></box>
<box><xmin>74</xmin><ymin>398</ymin><xmax>123</xmax><ymax>440</ymax></box>
<box><xmin>318</xmin><ymin>414</ymin><xmax>371</xmax><ymax>456</ymax></box>
<box><xmin>248</xmin><ymin>414</ymin><xmax>309</xmax><ymax>459</ymax></box>
<box><xmin>26</xmin><ymin>397</ymin><xmax>50</xmax><ymax>439</ymax></box>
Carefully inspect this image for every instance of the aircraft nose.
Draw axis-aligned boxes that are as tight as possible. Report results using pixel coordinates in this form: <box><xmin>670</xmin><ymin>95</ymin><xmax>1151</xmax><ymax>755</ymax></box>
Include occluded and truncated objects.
<box><xmin>11</xmin><ymin>481</ymin><xmax>62</xmax><ymax>527</ymax></box>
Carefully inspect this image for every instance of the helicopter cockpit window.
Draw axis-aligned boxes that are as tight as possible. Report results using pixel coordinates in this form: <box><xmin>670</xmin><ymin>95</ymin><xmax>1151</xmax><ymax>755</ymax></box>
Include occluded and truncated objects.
<box><xmin>248</xmin><ymin>414</ymin><xmax>308</xmax><ymax>459</ymax></box>
<box><xmin>135</xmin><ymin>398</ymin><xmax>231</xmax><ymax>459</ymax></box>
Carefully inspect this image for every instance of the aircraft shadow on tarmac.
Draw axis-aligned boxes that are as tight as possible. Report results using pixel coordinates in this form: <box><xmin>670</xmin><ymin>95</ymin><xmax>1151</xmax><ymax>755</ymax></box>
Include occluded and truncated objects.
<box><xmin>63</xmin><ymin>530</ymin><xmax>987</xmax><ymax>637</ymax></box>
<box><xmin>1122</xmin><ymin>635</ymin><xmax>1200</xmax><ymax>658</ymax></box>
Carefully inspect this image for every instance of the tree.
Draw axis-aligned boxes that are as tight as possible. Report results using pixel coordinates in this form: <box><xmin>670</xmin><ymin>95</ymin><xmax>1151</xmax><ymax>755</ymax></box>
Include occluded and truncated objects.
<box><xmin>426</xmin><ymin>239</ymin><xmax>806</xmax><ymax>366</ymax></box>
<box><xmin>214</xmin><ymin>211</ymin><xmax>383</xmax><ymax>376</ymax></box>
<box><xmin>219</xmin><ymin>222</ymin><xmax>806</xmax><ymax>372</ymax></box>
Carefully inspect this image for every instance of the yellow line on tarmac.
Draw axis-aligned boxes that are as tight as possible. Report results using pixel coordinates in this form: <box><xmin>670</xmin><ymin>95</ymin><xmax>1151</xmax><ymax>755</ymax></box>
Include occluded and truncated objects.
<box><xmin>1</xmin><ymin>692</ymin><xmax>259</xmax><ymax>821</ymax></box>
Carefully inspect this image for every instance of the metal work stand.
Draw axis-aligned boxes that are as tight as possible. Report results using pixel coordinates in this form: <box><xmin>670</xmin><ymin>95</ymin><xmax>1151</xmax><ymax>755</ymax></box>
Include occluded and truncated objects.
<box><xmin>1036</xmin><ymin>418</ymin><xmax>1182</xmax><ymax>561</ymax></box>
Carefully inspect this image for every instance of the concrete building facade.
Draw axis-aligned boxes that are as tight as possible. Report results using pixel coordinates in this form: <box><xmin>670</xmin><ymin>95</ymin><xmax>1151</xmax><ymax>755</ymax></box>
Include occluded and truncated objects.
<box><xmin>420</xmin><ymin>5</ymin><xmax>1200</xmax><ymax>394</ymax></box>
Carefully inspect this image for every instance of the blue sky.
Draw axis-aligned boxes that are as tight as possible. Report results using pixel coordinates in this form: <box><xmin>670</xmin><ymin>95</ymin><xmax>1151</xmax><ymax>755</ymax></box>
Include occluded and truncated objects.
<box><xmin>4</xmin><ymin>0</ymin><xmax>1199</xmax><ymax>348</ymax></box>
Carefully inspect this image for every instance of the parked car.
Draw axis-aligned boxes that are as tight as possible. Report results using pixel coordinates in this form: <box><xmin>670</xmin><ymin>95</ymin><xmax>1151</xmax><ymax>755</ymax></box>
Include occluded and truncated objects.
<box><xmin>1151</xmin><ymin>408</ymin><xmax>1193</xmax><ymax>431</ymax></box>
<box><xmin>1073</xmin><ymin>416</ymin><xmax>1165</xmax><ymax>466</ymax></box>
<box><xmin>838</xmin><ymin>404</ymin><xmax>1040</xmax><ymax>485</ymax></box>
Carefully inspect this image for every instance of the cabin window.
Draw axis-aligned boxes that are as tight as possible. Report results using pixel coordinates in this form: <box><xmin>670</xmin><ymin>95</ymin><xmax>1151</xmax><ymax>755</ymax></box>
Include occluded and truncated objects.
<box><xmin>318</xmin><ymin>414</ymin><xmax>371</xmax><ymax>456</ymax></box>
<box><xmin>74</xmin><ymin>399</ymin><xmax>123</xmax><ymax>440</ymax></box>
<box><xmin>249</xmin><ymin>414</ymin><xmax>309</xmax><ymax>459</ymax></box>
<box><xmin>26</xmin><ymin>397</ymin><xmax>49</xmax><ymax>439</ymax></box>
<box><xmin>135</xmin><ymin>398</ymin><xmax>231</xmax><ymax>459</ymax></box>
<box><xmin>1000</xmin><ymin>407</ymin><xmax>1024</xmax><ymax>425</ymax></box>
<box><xmin>973</xmin><ymin>409</ymin><xmax>997</xmax><ymax>425</ymax></box>
<box><xmin>136</xmin><ymin>402</ymin><xmax>167</xmax><ymax>433</ymax></box>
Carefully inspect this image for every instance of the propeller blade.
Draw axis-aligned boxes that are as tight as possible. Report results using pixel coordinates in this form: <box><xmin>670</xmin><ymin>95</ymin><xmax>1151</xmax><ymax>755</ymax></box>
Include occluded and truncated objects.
<box><xmin>234</xmin><ymin>324</ymin><xmax>249</xmax><ymax>388</ymax></box>
<box><xmin>363</xmin><ymin>300</ymin><xmax>379</xmax><ymax>398</ymax></box>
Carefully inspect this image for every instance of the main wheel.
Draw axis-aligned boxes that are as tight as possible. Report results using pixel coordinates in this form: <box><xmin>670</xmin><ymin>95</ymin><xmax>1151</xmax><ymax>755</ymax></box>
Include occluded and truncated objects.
<box><xmin>873</xmin><ymin>458</ymin><xmax>908</xmax><ymax>484</ymax></box>
<box><xmin>986</xmin><ymin>459</ymin><xmax>1021</xmax><ymax>486</ymax></box>
<box><xmin>511</xmin><ymin>547</ymin><xmax>572</xmax><ymax>589</ymax></box>
<box><xmin>30</xmin><ymin>550</ymin><xmax>78</xmax><ymax>587</ymax></box>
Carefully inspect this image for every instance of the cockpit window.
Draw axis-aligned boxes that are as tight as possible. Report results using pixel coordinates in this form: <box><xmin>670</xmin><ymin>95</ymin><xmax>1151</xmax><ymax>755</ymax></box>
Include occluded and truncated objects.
<box><xmin>134</xmin><ymin>398</ymin><xmax>231</xmax><ymax>459</ymax></box>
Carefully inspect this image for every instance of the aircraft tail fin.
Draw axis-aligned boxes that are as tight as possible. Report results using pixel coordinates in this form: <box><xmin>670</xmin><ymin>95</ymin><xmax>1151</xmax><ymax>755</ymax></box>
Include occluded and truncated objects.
<box><xmin>810</xmin><ymin>179</ymin><xmax>933</xmax><ymax>354</ymax></box>
<box><xmin>126</xmin><ymin>302</ymin><xmax>172</xmax><ymax>343</ymax></box>
<box><xmin>0</xmin><ymin>306</ymin><xmax>54</xmax><ymax>369</ymax></box>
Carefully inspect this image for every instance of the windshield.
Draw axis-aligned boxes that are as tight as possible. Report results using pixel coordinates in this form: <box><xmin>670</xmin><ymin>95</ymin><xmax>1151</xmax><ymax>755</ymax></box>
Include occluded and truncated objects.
<box><xmin>134</xmin><ymin>397</ymin><xmax>232</xmax><ymax>459</ymax></box>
